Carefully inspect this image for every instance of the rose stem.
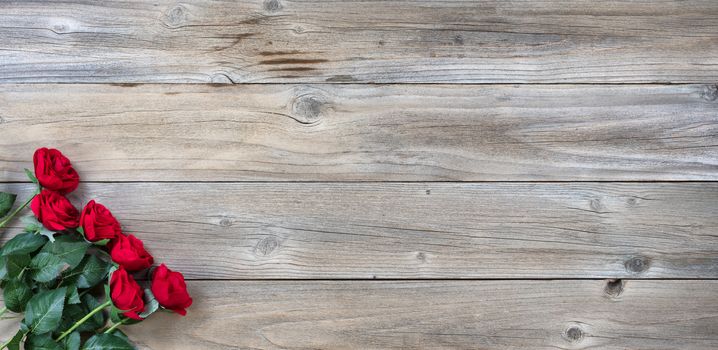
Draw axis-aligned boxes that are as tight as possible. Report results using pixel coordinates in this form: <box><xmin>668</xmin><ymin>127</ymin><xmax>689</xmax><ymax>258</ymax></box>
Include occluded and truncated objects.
<box><xmin>103</xmin><ymin>318</ymin><xmax>127</xmax><ymax>334</ymax></box>
<box><xmin>55</xmin><ymin>299</ymin><xmax>112</xmax><ymax>342</ymax></box>
<box><xmin>0</xmin><ymin>195</ymin><xmax>35</xmax><ymax>228</ymax></box>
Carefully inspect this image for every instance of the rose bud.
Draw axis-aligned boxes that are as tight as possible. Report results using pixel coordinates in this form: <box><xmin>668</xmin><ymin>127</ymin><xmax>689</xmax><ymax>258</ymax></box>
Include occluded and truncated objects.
<box><xmin>151</xmin><ymin>264</ymin><xmax>192</xmax><ymax>316</ymax></box>
<box><xmin>33</xmin><ymin>147</ymin><xmax>80</xmax><ymax>194</ymax></box>
<box><xmin>80</xmin><ymin>200</ymin><xmax>121</xmax><ymax>241</ymax></box>
<box><xmin>30</xmin><ymin>189</ymin><xmax>80</xmax><ymax>231</ymax></box>
<box><xmin>109</xmin><ymin>234</ymin><xmax>154</xmax><ymax>272</ymax></box>
<box><xmin>110</xmin><ymin>266</ymin><xmax>145</xmax><ymax>320</ymax></box>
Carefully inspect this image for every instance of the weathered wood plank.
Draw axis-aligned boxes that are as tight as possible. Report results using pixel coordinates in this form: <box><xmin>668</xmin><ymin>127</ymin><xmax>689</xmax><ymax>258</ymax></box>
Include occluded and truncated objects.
<box><xmin>0</xmin><ymin>0</ymin><xmax>717</xmax><ymax>83</ymax></box>
<box><xmin>2</xmin><ymin>280</ymin><xmax>715</xmax><ymax>349</ymax></box>
<box><xmin>2</xmin><ymin>183</ymin><xmax>716</xmax><ymax>279</ymax></box>
<box><xmin>1</xmin><ymin>84</ymin><xmax>716</xmax><ymax>181</ymax></box>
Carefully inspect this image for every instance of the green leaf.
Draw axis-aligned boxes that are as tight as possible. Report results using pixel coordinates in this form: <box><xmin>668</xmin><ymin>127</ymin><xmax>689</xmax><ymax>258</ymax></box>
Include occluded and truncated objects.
<box><xmin>0</xmin><ymin>192</ymin><xmax>17</xmax><ymax>218</ymax></box>
<box><xmin>20</xmin><ymin>320</ymin><xmax>30</xmax><ymax>333</ymax></box>
<box><xmin>110</xmin><ymin>305</ymin><xmax>122</xmax><ymax>323</ymax></box>
<box><xmin>25</xmin><ymin>333</ymin><xmax>63</xmax><ymax>350</ymax></box>
<box><xmin>25</xmin><ymin>168</ymin><xmax>39</xmax><ymax>185</ymax></box>
<box><xmin>24</xmin><ymin>287</ymin><xmax>66</xmax><ymax>334</ymax></box>
<box><xmin>20</xmin><ymin>216</ymin><xmax>58</xmax><ymax>242</ymax></box>
<box><xmin>62</xmin><ymin>331</ymin><xmax>81</xmax><ymax>350</ymax></box>
<box><xmin>0</xmin><ymin>256</ymin><xmax>8</xmax><ymax>280</ymax></box>
<box><xmin>37</xmin><ymin>228</ymin><xmax>57</xmax><ymax>242</ymax></box>
<box><xmin>59</xmin><ymin>305</ymin><xmax>101</xmax><ymax>334</ymax></box>
<box><xmin>81</xmin><ymin>294</ymin><xmax>106</xmax><ymax>330</ymax></box>
<box><xmin>39</xmin><ymin>237</ymin><xmax>89</xmax><ymax>270</ymax></box>
<box><xmin>3</xmin><ymin>278</ymin><xmax>33</xmax><ymax>312</ymax></box>
<box><xmin>30</xmin><ymin>253</ymin><xmax>68</xmax><ymax>283</ymax></box>
<box><xmin>5</xmin><ymin>329</ymin><xmax>26</xmax><ymax>350</ymax></box>
<box><xmin>82</xmin><ymin>334</ymin><xmax>135</xmax><ymax>350</ymax></box>
<box><xmin>92</xmin><ymin>239</ymin><xmax>111</xmax><ymax>246</ymax></box>
<box><xmin>138</xmin><ymin>288</ymin><xmax>159</xmax><ymax>319</ymax></box>
<box><xmin>66</xmin><ymin>286</ymin><xmax>81</xmax><ymax>305</ymax></box>
<box><xmin>58</xmin><ymin>305</ymin><xmax>84</xmax><ymax>334</ymax></box>
<box><xmin>21</xmin><ymin>215</ymin><xmax>42</xmax><ymax>230</ymax></box>
<box><xmin>6</xmin><ymin>254</ymin><xmax>31</xmax><ymax>279</ymax></box>
<box><xmin>75</xmin><ymin>255</ymin><xmax>110</xmax><ymax>289</ymax></box>
<box><xmin>2</xmin><ymin>232</ymin><xmax>47</xmax><ymax>256</ymax></box>
<box><xmin>110</xmin><ymin>330</ymin><xmax>131</xmax><ymax>343</ymax></box>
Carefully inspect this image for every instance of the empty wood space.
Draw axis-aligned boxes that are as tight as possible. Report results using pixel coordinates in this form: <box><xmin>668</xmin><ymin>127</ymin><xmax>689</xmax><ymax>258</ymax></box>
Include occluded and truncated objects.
<box><xmin>0</xmin><ymin>0</ymin><xmax>717</xmax><ymax>83</ymax></box>
<box><xmin>1</xmin><ymin>0</ymin><xmax>717</xmax><ymax>348</ymax></box>
<box><xmin>0</xmin><ymin>84</ymin><xmax>716</xmax><ymax>181</ymax></box>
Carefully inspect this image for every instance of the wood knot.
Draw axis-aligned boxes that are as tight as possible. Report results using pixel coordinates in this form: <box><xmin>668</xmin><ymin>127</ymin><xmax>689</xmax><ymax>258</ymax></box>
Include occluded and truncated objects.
<box><xmin>589</xmin><ymin>198</ymin><xmax>604</xmax><ymax>212</ymax></box>
<box><xmin>453</xmin><ymin>34</ymin><xmax>464</xmax><ymax>45</ymax></box>
<box><xmin>293</xmin><ymin>25</ymin><xmax>306</xmax><ymax>34</ymax></box>
<box><xmin>416</xmin><ymin>252</ymin><xmax>427</xmax><ymax>263</ymax></box>
<box><xmin>292</xmin><ymin>94</ymin><xmax>327</xmax><ymax>124</ymax></box>
<box><xmin>51</xmin><ymin>23</ymin><xmax>70</xmax><ymax>34</ymax></box>
<box><xmin>164</xmin><ymin>4</ymin><xmax>188</xmax><ymax>27</ymax></box>
<box><xmin>254</xmin><ymin>236</ymin><xmax>280</xmax><ymax>257</ymax></box>
<box><xmin>700</xmin><ymin>84</ymin><xmax>718</xmax><ymax>101</ymax></box>
<box><xmin>218</xmin><ymin>218</ymin><xmax>233</xmax><ymax>227</ymax></box>
<box><xmin>624</xmin><ymin>256</ymin><xmax>650</xmax><ymax>274</ymax></box>
<box><xmin>263</xmin><ymin>0</ymin><xmax>282</xmax><ymax>12</ymax></box>
<box><xmin>0</xmin><ymin>116</ymin><xmax>5</xmax><ymax>124</ymax></box>
<box><xmin>563</xmin><ymin>325</ymin><xmax>584</xmax><ymax>343</ymax></box>
<box><xmin>604</xmin><ymin>279</ymin><xmax>624</xmax><ymax>298</ymax></box>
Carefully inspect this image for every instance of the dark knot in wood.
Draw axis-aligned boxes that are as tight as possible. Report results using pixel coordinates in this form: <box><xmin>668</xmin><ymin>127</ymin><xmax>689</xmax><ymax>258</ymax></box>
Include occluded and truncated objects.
<box><xmin>264</xmin><ymin>0</ymin><xmax>282</xmax><ymax>12</ymax></box>
<box><xmin>164</xmin><ymin>5</ymin><xmax>188</xmax><ymax>27</ymax></box>
<box><xmin>292</xmin><ymin>94</ymin><xmax>326</xmax><ymax>124</ymax></box>
<box><xmin>624</xmin><ymin>256</ymin><xmax>650</xmax><ymax>274</ymax></box>
<box><xmin>563</xmin><ymin>325</ymin><xmax>584</xmax><ymax>343</ymax></box>
<box><xmin>254</xmin><ymin>236</ymin><xmax>280</xmax><ymax>257</ymax></box>
<box><xmin>700</xmin><ymin>84</ymin><xmax>718</xmax><ymax>101</ymax></box>
<box><xmin>604</xmin><ymin>279</ymin><xmax>624</xmax><ymax>298</ymax></box>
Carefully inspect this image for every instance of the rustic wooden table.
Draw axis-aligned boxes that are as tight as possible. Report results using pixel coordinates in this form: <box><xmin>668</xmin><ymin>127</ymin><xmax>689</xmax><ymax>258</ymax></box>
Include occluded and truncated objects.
<box><xmin>1</xmin><ymin>1</ymin><xmax>717</xmax><ymax>349</ymax></box>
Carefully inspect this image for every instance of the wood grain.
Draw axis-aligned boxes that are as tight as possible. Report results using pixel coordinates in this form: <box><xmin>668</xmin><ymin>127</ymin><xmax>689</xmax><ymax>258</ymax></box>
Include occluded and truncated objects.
<box><xmin>2</xmin><ymin>182</ymin><xmax>716</xmax><ymax>279</ymax></box>
<box><xmin>1</xmin><ymin>84</ymin><xmax>716</xmax><ymax>181</ymax></box>
<box><xmin>0</xmin><ymin>0</ymin><xmax>717</xmax><ymax>83</ymax></box>
<box><xmin>2</xmin><ymin>280</ymin><xmax>715</xmax><ymax>349</ymax></box>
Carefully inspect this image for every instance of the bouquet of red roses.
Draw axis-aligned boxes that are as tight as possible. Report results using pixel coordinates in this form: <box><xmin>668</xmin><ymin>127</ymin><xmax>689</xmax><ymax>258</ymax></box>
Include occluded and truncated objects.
<box><xmin>0</xmin><ymin>148</ymin><xmax>192</xmax><ymax>349</ymax></box>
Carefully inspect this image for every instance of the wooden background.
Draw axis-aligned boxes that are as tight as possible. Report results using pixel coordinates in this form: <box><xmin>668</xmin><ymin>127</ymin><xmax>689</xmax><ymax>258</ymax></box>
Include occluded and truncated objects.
<box><xmin>0</xmin><ymin>0</ymin><xmax>717</xmax><ymax>348</ymax></box>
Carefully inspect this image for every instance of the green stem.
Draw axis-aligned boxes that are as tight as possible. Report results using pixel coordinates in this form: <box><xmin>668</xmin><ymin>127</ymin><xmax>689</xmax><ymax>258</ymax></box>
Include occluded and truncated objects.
<box><xmin>55</xmin><ymin>299</ymin><xmax>112</xmax><ymax>342</ymax></box>
<box><xmin>0</xmin><ymin>194</ymin><xmax>35</xmax><ymax>228</ymax></box>
<box><xmin>0</xmin><ymin>307</ymin><xmax>7</xmax><ymax>318</ymax></box>
<box><xmin>103</xmin><ymin>318</ymin><xmax>127</xmax><ymax>334</ymax></box>
<box><xmin>0</xmin><ymin>337</ymin><xmax>14</xmax><ymax>350</ymax></box>
<box><xmin>0</xmin><ymin>330</ymin><xmax>24</xmax><ymax>350</ymax></box>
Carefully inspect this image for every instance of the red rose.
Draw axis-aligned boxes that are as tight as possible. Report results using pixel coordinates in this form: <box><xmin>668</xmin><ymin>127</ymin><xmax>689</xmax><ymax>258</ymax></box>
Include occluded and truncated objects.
<box><xmin>110</xmin><ymin>266</ymin><xmax>145</xmax><ymax>320</ymax></box>
<box><xmin>80</xmin><ymin>200</ymin><xmax>121</xmax><ymax>241</ymax></box>
<box><xmin>33</xmin><ymin>148</ymin><xmax>80</xmax><ymax>194</ymax></box>
<box><xmin>30</xmin><ymin>189</ymin><xmax>80</xmax><ymax>231</ymax></box>
<box><xmin>109</xmin><ymin>234</ymin><xmax>154</xmax><ymax>272</ymax></box>
<box><xmin>151</xmin><ymin>264</ymin><xmax>192</xmax><ymax>316</ymax></box>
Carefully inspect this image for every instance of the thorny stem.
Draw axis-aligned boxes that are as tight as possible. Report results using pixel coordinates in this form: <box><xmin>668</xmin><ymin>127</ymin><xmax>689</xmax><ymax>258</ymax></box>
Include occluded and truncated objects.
<box><xmin>0</xmin><ymin>195</ymin><xmax>35</xmax><ymax>229</ymax></box>
<box><xmin>103</xmin><ymin>318</ymin><xmax>127</xmax><ymax>334</ymax></box>
<box><xmin>55</xmin><ymin>299</ymin><xmax>112</xmax><ymax>342</ymax></box>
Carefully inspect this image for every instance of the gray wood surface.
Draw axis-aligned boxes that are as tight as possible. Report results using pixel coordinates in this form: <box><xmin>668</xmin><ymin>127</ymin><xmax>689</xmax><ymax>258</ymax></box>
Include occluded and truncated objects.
<box><xmin>2</xmin><ymin>0</ymin><xmax>717</xmax><ymax>347</ymax></box>
<box><xmin>1</xmin><ymin>84</ymin><xmax>716</xmax><ymax>181</ymax></box>
<box><xmin>3</xmin><ymin>280</ymin><xmax>716</xmax><ymax>349</ymax></box>
<box><xmin>1</xmin><ymin>0</ymin><xmax>717</xmax><ymax>83</ymax></box>
<box><xmin>2</xmin><ymin>182</ymin><xmax>716</xmax><ymax>279</ymax></box>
